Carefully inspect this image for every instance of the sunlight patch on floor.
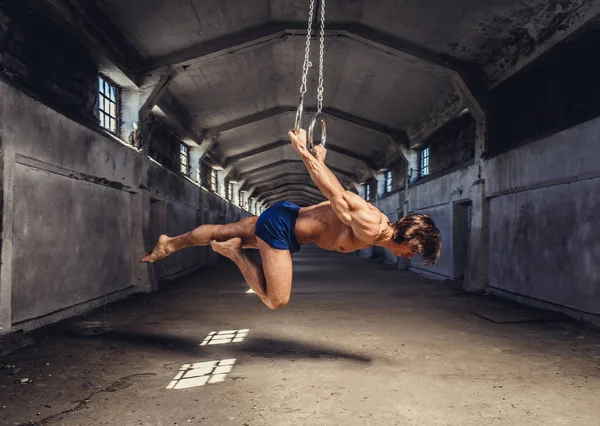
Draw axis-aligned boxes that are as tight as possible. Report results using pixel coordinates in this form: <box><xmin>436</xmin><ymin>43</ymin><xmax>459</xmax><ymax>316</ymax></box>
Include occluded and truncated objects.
<box><xmin>166</xmin><ymin>359</ymin><xmax>237</xmax><ymax>389</ymax></box>
<box><xmin>200</xmin><ymin>329</ymin><xmax>249</xmax><ymax>346</ymax></box>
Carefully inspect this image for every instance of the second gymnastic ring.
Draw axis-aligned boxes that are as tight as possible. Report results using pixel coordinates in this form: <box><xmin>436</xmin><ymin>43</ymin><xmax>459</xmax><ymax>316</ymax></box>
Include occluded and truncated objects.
<box><xmin>307</xmin><ymin>112</ymin><xmax>327</xmax><ymax>152</ymax></box>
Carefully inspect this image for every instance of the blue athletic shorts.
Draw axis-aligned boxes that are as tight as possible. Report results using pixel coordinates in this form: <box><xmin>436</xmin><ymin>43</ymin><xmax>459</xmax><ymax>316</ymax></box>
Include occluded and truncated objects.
<box><xmin>255</xmin><ymin>201</ymin><xmax>302</xmax><ymax>254</ymax></box>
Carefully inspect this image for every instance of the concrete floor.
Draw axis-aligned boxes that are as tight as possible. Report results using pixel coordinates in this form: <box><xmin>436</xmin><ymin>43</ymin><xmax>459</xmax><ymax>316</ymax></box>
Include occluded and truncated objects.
<box><xmin>1</xmin><ymin>246</ymin><xmax>600</xmax><ymax>426</ymax></box>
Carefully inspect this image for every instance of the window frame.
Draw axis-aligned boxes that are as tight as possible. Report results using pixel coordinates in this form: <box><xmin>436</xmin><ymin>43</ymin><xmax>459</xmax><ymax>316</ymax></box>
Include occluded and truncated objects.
<box><xmin>179</xmin><ymin>143</ymin><xmax>190</xmax><ymax>176</ymax></box>
<box><xmin>210</xmin><ymin>168</ymin><xmax>218</xmax><ymax>193</ymax></box>
<box><xmin>384</xmin><ymin>170</ymin><xmax>392</xmax><ymax>193</ymax></box>
<box><xmin>420</xmin><ymin>147</ymin><xmax>430</xmax><ymax>177</ymax></box>
<box><xmin>98</xmin><ymin>75</ymin><xmax>120</xmax><ymax>135</ymax></box>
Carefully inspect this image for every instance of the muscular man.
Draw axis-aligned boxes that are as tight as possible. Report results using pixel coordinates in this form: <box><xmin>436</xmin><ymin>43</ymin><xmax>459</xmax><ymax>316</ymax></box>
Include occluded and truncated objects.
<box><xmin>141</xmin><ymin>129</ymin><xmax>441</xmax><ymax>309</ymax></box>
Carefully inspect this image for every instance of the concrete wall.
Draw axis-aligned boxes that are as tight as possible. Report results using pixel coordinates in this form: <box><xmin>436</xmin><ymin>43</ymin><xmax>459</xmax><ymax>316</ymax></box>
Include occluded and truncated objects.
<box><xmin>0</xmin><ymin>80</ymin><xmax>249</xmax><ymax>333</ymax></box>
<box><xmin>486</xmin><ymin>116</ymin><xmax>600</xmax><ymax>319</ymax></box>
<box><xmin>148</xmin><ymin>160</ymin><xmax>249</xmax><ymax>280</ymax></box>
<box><xmin>369</xmin><ymin>115</ymin><xmax>600</xmax><ymax>324</ymax></box>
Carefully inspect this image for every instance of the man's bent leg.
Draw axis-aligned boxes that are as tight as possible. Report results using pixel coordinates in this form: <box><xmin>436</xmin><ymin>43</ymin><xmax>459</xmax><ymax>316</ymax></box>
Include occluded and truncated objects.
<box><xmin>141</xmin><ymin>217</ymin><xmax>257</xmax><ymax>263</ymax></box>
<box><xmin>210</xmin><ymin>237</ymin><xmax>293</xmax><ymax>310</ymax></box>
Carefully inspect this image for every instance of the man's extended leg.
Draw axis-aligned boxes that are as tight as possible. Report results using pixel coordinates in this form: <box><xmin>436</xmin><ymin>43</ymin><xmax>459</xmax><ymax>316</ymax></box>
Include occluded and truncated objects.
<box><xmin>210</xmin><ymin>237</ymin><xmax>292</xmax><ymax>309</ymax></box>
<box><xmin>140</xmin><ymin>217</ymin><xmax>257</xmax><ymax>263</ymax></box>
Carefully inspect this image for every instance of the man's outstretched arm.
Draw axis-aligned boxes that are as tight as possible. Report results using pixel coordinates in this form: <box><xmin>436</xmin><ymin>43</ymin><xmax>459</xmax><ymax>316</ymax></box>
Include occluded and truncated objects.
<box><xmin>288</xmin><ymin>129</ymin><xmax>384</xmax><ymax>241</ymax></box>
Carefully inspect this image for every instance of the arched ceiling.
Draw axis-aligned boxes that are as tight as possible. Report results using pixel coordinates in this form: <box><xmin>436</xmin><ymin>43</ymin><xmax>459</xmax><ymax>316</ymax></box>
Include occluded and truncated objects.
<box><xmin>71</xmin><ymin>0</ymin><xmax>600</xmax><ymax>206</ymax></box>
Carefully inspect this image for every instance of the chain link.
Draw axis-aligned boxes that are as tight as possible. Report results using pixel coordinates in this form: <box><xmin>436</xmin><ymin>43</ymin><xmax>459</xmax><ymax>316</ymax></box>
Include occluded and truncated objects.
<box><xmin>299</xmin><ymin>0</ymin><xmax>315</xmax><ymax>97</ymax></box>
<box><xmin>316</xmin><ymin>0</ymin><xmax>325</xmax><ymax>112</ymax></box>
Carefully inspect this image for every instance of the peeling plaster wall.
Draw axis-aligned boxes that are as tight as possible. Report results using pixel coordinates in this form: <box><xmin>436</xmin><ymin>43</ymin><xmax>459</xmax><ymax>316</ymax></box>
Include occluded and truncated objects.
<box><xmin>0</xmin><ymin>79</ymin><xmax>248</xmax><ymax>332</ymax></box>
<box><xmin>486</xmin><ymin>115</ymin><xmax>600</xmax><ymax>319</ymax></box>
<box><xmin>450</xmin><ymin>0</ymin><xmax>600</xmax><ymax>86</ymax></box>
<box><xmin>489</xmin><ymin>15</ymin><xmax>600</xmax><ymax>156</ymax></box>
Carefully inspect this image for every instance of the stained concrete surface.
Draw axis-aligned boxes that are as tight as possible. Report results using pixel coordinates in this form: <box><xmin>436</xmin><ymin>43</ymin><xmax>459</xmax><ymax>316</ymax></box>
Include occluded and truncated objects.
<box><xmin>1</xmin><ymin>245</ymin><xmax>600</xmax><ymax>425</ymax></box>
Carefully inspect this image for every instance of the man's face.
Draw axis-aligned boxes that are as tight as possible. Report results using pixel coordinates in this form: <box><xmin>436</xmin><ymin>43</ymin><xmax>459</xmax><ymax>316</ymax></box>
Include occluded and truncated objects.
<box><xmin>391</xmin><ymin>242</ymin><xmax>418</xmax><ymax>259</ymax></box>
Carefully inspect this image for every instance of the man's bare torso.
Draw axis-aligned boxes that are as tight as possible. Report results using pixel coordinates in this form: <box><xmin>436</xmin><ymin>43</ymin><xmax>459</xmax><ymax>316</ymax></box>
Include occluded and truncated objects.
<box><xmin>239</xmin><ymin>201</ymin><xmax>386</xmax><ymax>253</ymax></box>
<box><xmin>293</xmin><ymin>201</ymin><xmax>367</xmax><ymax>252</ymax></box>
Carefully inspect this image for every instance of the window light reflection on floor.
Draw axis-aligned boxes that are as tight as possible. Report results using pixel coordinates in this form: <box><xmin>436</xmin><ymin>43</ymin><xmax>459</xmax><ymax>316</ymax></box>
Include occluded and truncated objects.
<box><xmin>166</xmin><ymin>359</ymin><xmax>237</xmax><ymax>389</ymax></box>
<box><xmin>200</xmin><ymin>329</ymin><xmax>249</xmax><ymax>346</ymax></box>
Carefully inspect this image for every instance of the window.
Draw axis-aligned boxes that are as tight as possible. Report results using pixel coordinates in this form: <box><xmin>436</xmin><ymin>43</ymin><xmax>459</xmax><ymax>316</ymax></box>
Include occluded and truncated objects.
<box><xmin>385</xmin><ymin>170</ymin><xmax>392</xmax><ymax>193</ymax></box>
<box><xmin>180</xmin><ymin>144</ymin><xmax>190</xmax><ymax>176</ymax></box>
<box><xmin>365</xmin><ymin>183</ymin><xmax>371</xmax><ymax>200</ymax></box>
<box><xmin>210</xmin><ymin>169</ymin><xmax>217</xmax><ymax>193</ymax></box>
<box><xmin>420</xmin><ymin>147</ymin><xmax>430</xmax><ymax>177</ymax></box>
<box><xmin>98</xmin><ymin>76</ymin><xmax>119</xmax><ymax>134</ymax></box>
<box><xmin>226</xmin><ymin>182</ymin><xmax>234</xmax><ymax>201</ymax></box>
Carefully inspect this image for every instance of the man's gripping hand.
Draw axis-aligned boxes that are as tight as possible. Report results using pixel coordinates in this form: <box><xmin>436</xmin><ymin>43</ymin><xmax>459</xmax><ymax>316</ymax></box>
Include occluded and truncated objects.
<box><xmin>313</xmin><ymin>144</ymin><xmax>327</xmax><ymax>163</ymax></box>
<box><xmin>288</xmin><ymin>128</ymin><xmax>308</xmax><ymax>154</ymax></box>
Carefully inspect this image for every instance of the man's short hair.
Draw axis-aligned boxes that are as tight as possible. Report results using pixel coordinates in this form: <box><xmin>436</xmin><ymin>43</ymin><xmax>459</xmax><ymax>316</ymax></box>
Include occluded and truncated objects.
<box><xmin>391</xmin><ymin>213</ymin><xmax>441</xmax><ymax>266</ymax></box>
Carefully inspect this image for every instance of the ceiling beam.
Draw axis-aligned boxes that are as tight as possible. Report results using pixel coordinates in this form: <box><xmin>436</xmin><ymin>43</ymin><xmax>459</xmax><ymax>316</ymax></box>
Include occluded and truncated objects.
<box><xmin>223</xmin><ymin>139</ymin><xmax>377</xmax><ymax>170</ymax></box>
<box><xmin>262</xmin><ymin>190</ymin><xmax>325</xmax><ymax>205</ymax></box>
<box><xmin>256</xmin><ymin>183</ymin><xmax>322</xmax><ymax>201</ymax></box>
<box><xmin>254</xmin><ymin>179</ymin><xmax>314</xmax><ymax>193</ymax></box>
<box><xmin>146</xmin><ymin>22</ymin><xmax>293</xmax><ymax>70</ymax></box>
<box><xmin>238</xmin><ymin>160</ymin><xmax>357</xmax><ymax>181</ymax></box>
<box><xmin>223</xmin><ymin>139</ymin><xmax>289</xmax><ymax>167</ymax></box>
<box><xmin>145</xmin><ymin>21</ymin><xmax>487</xmax><ymax>123</ymax></box>
<box><xmin>242</xmin><ymin>170</ymin><xmax>353</xmax><ymax>191</ymax></box>
<box><xmin>265</xmin><ymin>196</ymin><xmax>321</xmax><ymax>207</ymax></box>
<box><xmin>243</xmin><ymin>172</ymin><xmax>310</xmax><ymax>187</ymax></box>
<box><xmin>206</xmin><ymin>106</ymin><xmax>406</xmax><ymax>146</ymax></box>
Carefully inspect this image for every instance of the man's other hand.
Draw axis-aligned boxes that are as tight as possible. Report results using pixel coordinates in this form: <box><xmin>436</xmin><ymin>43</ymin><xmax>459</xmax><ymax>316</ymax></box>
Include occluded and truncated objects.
<box><xmin>313</xmin><ymin>144</ymin><xmax>327</xmax><ymax>162</ymax></box>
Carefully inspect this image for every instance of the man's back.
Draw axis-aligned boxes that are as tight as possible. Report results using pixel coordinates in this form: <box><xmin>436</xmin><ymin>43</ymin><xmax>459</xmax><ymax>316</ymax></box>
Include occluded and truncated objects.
<box><xmin>294</xmin><ymin>202</ymin><xmax>372</xmax><ymax>253</ymax></box>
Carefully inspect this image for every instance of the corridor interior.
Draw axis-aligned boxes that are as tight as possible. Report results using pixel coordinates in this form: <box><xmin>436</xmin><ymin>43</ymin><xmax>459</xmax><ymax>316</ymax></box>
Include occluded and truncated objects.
<box><xmin>1</xmin><ymin>246</ymin><xmax>598</xmax><ymax>425</ymax></box>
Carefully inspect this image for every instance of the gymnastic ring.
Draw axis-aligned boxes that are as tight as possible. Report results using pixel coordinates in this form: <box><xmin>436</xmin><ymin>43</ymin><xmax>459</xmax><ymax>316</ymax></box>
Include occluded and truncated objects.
<box><xmin>294</xmin><ymin>97</ymin><xmax>304</xmax><ymax>135</ymax></box>
<box><xmin>307</xmin><ymin>112</ymin><xmax>327</xmax><ymax>152</ymax></box>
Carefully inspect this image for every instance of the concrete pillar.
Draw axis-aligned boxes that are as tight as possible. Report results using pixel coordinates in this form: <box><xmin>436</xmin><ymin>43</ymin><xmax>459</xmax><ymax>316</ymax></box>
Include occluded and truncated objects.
<box><xmin>0</xmin><ymin>150</ymin><xmax>15</xmax><ymax>334</ymax></box>
<box><xmin>189</xmin><ymin>147</ymin><xmax>203</xmax><ymax>184</ymax></box>
<box><xmin>375</xmin><ymin>172</ymin><xmax>385</xmax><ymax>199</ymax></box>
<box><xmin>464</xmin><ymin>120</ymin><xmax>490</xmax><ymax>292</ymax></box>
<box><xmin>120</xmin><ymin>89</ymin><xmax>142</xmax><ymax>144</ymax></box>
<box><xmin>131</xmin><ymin>155</ymin><xmax>158</xmax><ymax>293</ymax></box>
<box><xmin>217</xmin><ymin>169</ymin><xmax>227</xmax><ymax>198</ymax></box>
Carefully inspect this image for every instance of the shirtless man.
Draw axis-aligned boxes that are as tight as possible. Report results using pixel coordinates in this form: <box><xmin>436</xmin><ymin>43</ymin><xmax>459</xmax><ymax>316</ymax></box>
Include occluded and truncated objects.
<box><xmin>141</xmin><ymin>128</ymin><xmax>441</xmax><ymax>309</ymax></box>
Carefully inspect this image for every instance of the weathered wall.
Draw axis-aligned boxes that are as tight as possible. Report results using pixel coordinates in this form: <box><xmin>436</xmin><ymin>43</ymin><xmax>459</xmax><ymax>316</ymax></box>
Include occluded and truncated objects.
<box><xmin>489</xmin><ymin>14</ymin><xmax>600</xmax><ymax>156</ymax></box>
<box><xmin>147</xmin><ymin>117</ymin><xmax>181</xmax><ymax>174</ymax></box>
<box><xmin>427</xmin><ymin>114</ymin><xmax>475</xmax><ymax>176</ymax></box>
<box><xmin>148</xmin><ymin>160</ymin><xmax>250</xmax><ymax>280</ymax></box>
<box><xmin>0</xmin><ymin>80</ymin><xmax>141</xmax><ymax>330</ymax></box>
<box><xmin>0</xmin><ymin>79</ymin><xmax>248</xmax><ymax>332</ymax></box>
<box><xmin>0</xmin><ymin>0</ymin><xmax>98</xmax><ymax>126</ymax></box>
<box><xmin>369</xmin><ymin>114</ymin><xmax>600</xmax><ymax>324</ymax></box>
<box><xmin>486</xmin><ymin>115</ymin><xmax>600</xmax><ymax>317</ymax></box>
<box><xmin>405</xmin><ymin>165</ymin><xmax>478</xmax><ymax>279</ymax></box>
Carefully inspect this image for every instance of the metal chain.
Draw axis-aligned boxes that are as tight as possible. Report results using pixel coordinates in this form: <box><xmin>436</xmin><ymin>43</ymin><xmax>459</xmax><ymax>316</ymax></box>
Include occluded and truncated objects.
<box><xmin>316</xmin><ymin>0</ymin><xmax>325</xmax><ymax>113</ymax></box>
<box><xmin>299</xmin><ymin>0</ymin><xmax>316</xmax><ymax>97</ymax></box>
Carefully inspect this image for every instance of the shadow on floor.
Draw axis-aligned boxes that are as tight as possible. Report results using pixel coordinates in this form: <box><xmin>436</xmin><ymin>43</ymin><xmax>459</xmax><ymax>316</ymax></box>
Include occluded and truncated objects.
<box><xmin>53</xmin><ymin>328</ymin><xmax>373</xmax><ymax>364</ymax></box>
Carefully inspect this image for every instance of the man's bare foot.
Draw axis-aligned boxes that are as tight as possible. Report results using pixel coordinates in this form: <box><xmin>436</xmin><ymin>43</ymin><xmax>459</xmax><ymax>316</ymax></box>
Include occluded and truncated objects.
<box><xmin>210</xmin><ymin>238</ymin><xmax>243</xmax><ymax>260</ymax></box>
<box><xmin>140</xmin><ymin>234</ymin><xmax>172</xmax><ymax>263</ymax></box>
